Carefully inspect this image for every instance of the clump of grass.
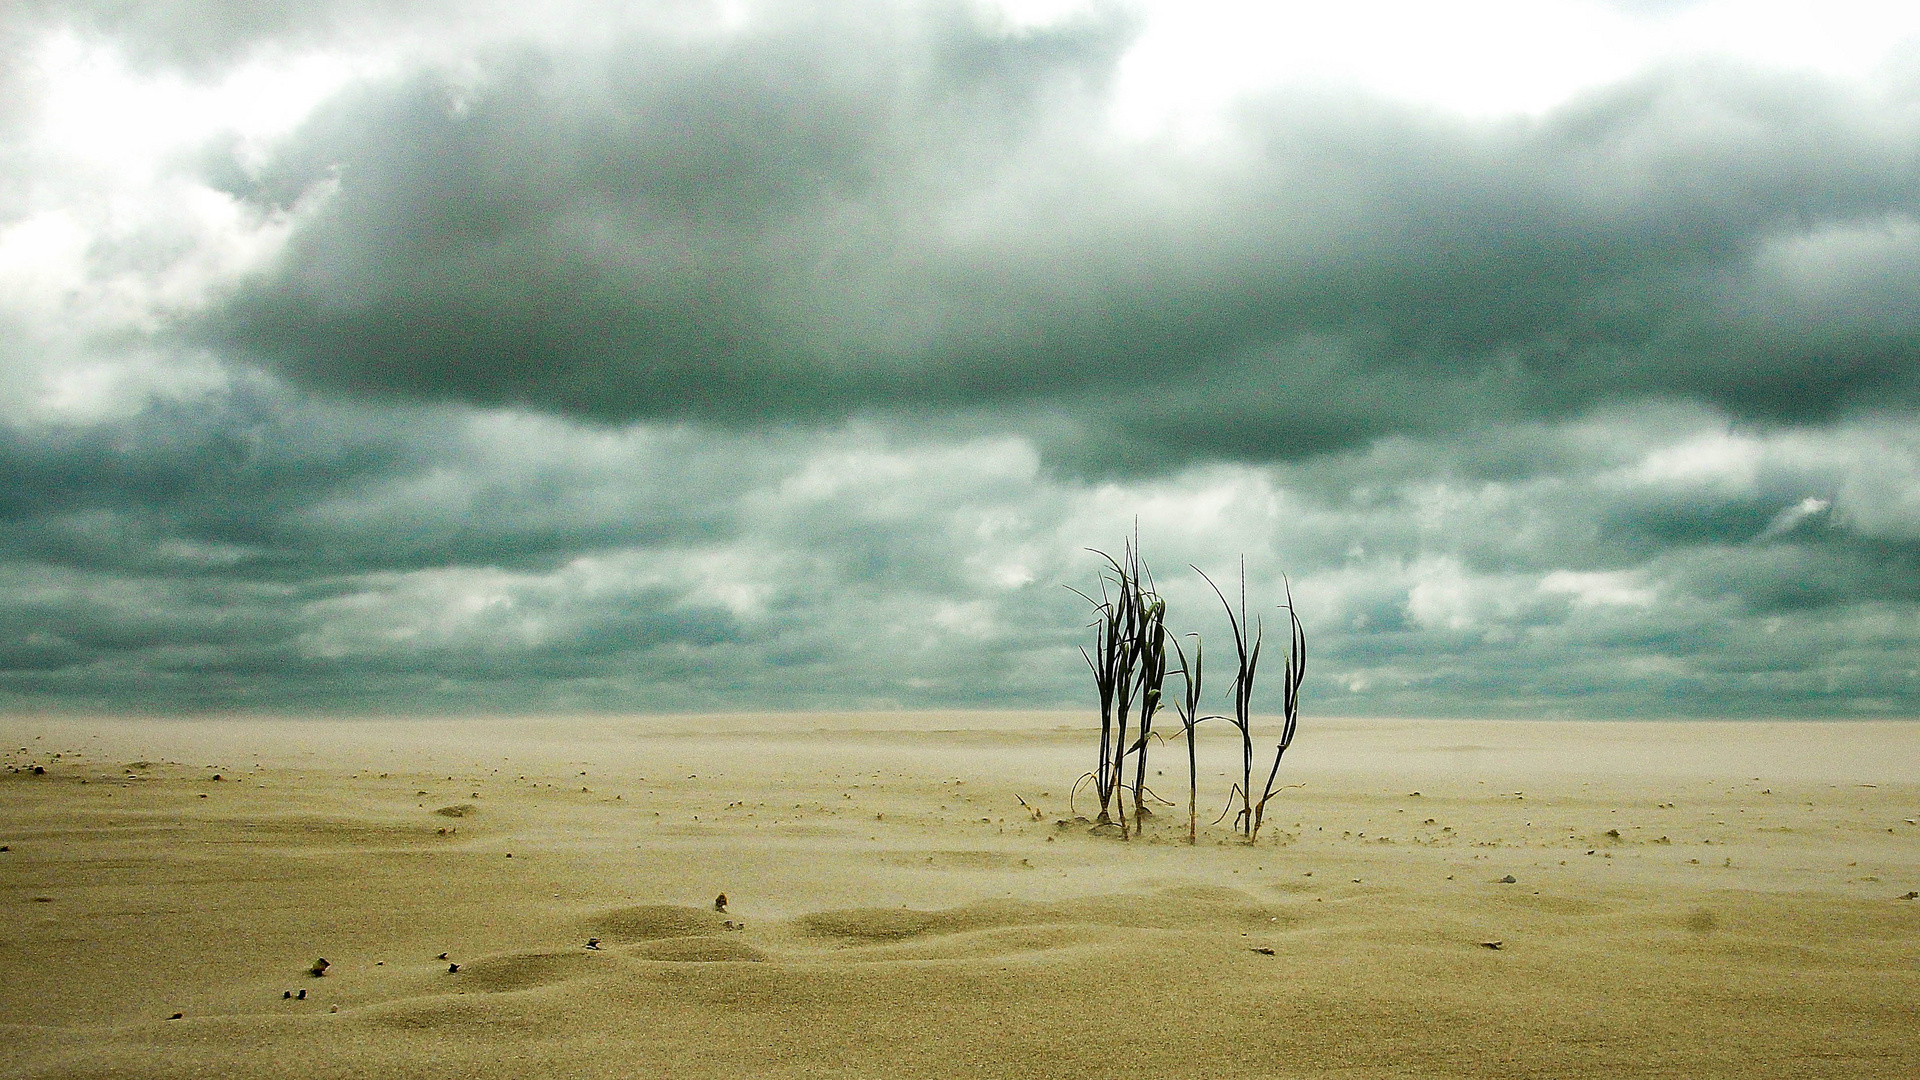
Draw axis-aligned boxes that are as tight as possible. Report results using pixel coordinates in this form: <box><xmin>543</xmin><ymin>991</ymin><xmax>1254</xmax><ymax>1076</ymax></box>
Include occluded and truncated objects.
<box><xmin>1070</xmin><ymin>535</ymin><xmax>1167</xmax><ymax>838</ymax></box>
<box><xmin>1076</xmin><ymin>542</ymin><xmax>1304</xmax><ymax>844</ymax></box>
<box><xmin>1195</xmin><ymin>561</ymin><xmax>1305</xmax><ymax>843</ymax></box>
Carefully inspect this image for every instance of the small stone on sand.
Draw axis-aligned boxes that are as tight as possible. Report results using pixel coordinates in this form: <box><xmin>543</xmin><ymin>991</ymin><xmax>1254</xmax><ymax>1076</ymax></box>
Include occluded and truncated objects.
<box><xmin>586</xmin><ymin>938</ymin><xmax>601</xmax><ymax>949</ymax></box>
<box><xmin>448</xmin><ymin>963</ymin><xmax>460</xmax><ymax>973</ymax></box>
<box><xmin>1498</xmin><ymin>875</ymin><xmax>1517</xmax><ymax>884</ymax></box>
<box><xmin>309</xmin><ymin>958</ymin><xmax>330</xmax><ymax>977</ymax></box>
<box><xmin>714</xmin><ymin>893</ymin><xmax>728</xmax><ymax>913</ymax></box>
<box><xmin>1480</xmin><ymin>941</ymin><xmax>1504</xmax><ymax>950</ymax></box>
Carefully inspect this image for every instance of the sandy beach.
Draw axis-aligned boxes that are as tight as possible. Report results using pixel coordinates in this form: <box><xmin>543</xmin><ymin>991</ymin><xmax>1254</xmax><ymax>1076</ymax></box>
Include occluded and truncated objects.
<box><xmin>1</xmin><ymin>713</ymin><xmax>1916</xmax><ymax>1078</ymax></box>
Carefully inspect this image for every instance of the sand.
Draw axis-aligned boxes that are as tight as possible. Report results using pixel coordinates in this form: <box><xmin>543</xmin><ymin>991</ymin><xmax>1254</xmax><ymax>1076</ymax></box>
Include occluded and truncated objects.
<box><xmin>1</xmin><ymin>712</ymin><xmax>1916</xmax><ymax>1078</ymax></box>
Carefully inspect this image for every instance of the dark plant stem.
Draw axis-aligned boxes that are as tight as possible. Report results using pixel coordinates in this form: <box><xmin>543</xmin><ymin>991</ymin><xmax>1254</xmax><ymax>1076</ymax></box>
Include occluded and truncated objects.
<box><xmin>1198</xmin><ymin>558</ymin><xmax>1262</xmax><ymax>841</ymax></box>
<box><xmin>1172</xmin><ymin>634</ymin><xmax>1211</xmax><ymax>845</ymax></box>
<box><xmin>1250</xmin><ymin>579</ymin><xmax>1306</xmax><ymax>842</ymax></box>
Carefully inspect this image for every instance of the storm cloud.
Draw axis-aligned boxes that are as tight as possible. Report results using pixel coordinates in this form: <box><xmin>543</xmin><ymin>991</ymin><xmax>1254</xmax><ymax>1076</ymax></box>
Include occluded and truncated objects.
<box><xmin>3</xmin><ymin>0</ymin><xmax>1918</xmax><ymax>717</ymax></box>
<box><xmin>198</xmin><ymin>5</ymin><xmax>1920</xmax><ymax>464</ymax></box>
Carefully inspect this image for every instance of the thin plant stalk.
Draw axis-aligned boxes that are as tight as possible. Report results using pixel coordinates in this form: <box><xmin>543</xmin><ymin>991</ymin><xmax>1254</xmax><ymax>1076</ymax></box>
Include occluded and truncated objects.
<box><xmin>1197</xmin><ymin>558</ymin><xmax>1263</xmax><ymax>841</ymax></box>
<box><xmin>1128</xmin><ymin>554</ymin><xmax>1167</xmax><ymax>824</ymax></box>
<box><xmin>1070</xmin><ymin>576</ymin><xmax>1120</xmax><ymax>822</ymax></box>
<box><xmin>1170</xmin><ymin>633</ymin><xmax>1214</xmax><ymax>845</ymax></box>
<box><xmin>1250</xmin><ymin>579</ymin><xmax>1306</xmax><ymax>842</ymax></box>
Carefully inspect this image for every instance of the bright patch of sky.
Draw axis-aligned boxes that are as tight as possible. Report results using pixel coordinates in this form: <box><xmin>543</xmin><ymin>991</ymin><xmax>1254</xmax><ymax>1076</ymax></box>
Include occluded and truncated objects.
<box><xmin>993</xmin><ymin>0</ymin><xmax>1920</xmax><ymax>136</ymax></box>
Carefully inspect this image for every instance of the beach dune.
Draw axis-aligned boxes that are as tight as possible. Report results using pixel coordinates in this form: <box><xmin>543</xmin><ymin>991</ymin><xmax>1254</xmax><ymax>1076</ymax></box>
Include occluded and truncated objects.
<box><xmin>1</xmin><ymin>713</ymin><xmax>1916</xmax><ymax>1078</ymax></box>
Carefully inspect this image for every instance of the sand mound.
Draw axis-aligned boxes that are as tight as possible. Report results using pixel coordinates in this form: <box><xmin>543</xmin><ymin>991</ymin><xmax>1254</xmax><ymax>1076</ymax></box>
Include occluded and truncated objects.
<box><xmin>799</xmin><ymin>886</ymin><xmax>1287</xmax><ymax>943</ymax></box>
<box><xmin>586</xmin><ymin>904</ymin><xmax>728</xmax><ymax>942</ymax></box>
<box><xmin>455</xmin><ymin>951</ymin><xmax>599</xmax><ymax>993</ymax></box>
<box><xmin>874</xmin><ymin>849</ymin><xmax>1031</xmax><ymax>869</ymax></box>
<box><xmin>201</xmin><ymin>815</ymin><xmax>450</xmax><ymax>847</ymax></box>
<box><xmin>629</xmin><ymin>937</ymin><xmax>767</xmax><ymax>962</ymax></box>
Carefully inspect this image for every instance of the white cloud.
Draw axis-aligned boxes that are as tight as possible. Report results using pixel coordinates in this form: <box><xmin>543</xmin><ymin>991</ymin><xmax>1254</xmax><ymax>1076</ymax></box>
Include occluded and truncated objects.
<box><xmin>1539</xmin><ymin>569</ymin><xmax>1655</xmax><ymax>608</ymax></box>
<box><xmin>1628</xmin><ymin>431</ymin><xmax>1764</xmax><ymax>492</ymax></box>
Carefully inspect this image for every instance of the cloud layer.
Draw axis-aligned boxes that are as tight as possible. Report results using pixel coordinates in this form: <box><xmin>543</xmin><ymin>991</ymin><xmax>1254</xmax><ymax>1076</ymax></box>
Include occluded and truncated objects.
<box><xmin>200</xmin><ymin>6</ymin><xmax>1920</xmax><ymax>466</ymax></box>
<box><xmin>3</xmin><ymin>0</ymin><xmax>1918</xmax><ymax>717</ymax></box>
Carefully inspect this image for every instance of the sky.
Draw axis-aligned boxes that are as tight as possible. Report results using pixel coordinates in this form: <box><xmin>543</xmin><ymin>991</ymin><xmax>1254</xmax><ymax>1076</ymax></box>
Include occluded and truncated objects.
<box><xmin>2</xmin><ymin>0</ymin><xmax>1918</xmax><ymax>718</ymax></box>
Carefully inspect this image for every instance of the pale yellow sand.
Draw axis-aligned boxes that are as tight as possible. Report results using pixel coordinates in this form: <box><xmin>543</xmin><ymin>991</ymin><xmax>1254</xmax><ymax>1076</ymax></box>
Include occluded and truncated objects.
<box><xmin>2</xmin><ymin>713</ymin><xmax>1917</xmax><ymax>1078</ymax></box>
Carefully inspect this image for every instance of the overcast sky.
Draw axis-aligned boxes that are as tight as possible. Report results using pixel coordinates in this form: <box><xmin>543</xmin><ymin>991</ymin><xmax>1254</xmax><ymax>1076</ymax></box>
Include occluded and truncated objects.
<box><xmin>3</xmin><ymin>0</ymin><xmax>1918</xmax><ymax>718</ymax></box>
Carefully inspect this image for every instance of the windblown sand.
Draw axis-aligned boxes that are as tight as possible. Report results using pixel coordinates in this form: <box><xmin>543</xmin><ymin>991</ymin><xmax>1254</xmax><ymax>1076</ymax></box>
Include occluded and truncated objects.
<box><xmin>1</xmin><ymin>714</ymin><xmax>1916</xmax><ymax>1078</ymax></box>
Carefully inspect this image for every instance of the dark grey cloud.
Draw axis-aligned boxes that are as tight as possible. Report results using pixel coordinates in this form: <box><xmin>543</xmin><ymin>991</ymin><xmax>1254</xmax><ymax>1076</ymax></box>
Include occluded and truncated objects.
<box><xmin>188</xmin><ymin>5</ymin><xmax>1920</xmax><ymax>470</ymax></box>
<box><xmin>0</xmin><ymin>379</ymin><xmax>755</xmax><ymax>579</ymax></box>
